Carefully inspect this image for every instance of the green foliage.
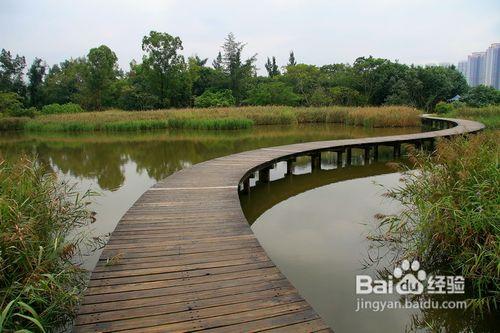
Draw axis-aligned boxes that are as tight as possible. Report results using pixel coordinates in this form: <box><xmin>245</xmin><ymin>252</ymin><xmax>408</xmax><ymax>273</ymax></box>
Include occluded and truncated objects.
<box><xmin>373</xmin><ymin>133</ymin><xmax>500</xmax><ymax>312</ymax></box>
<box><xmin>0</xmin><ymin>49</ymin><xmax>26</xmax><ymax>97</ymax></box>
<box><xmin>245</xmin><ymin>81</ymin><xmax>299</xmax><ymax>106</ymax></box>
<box><xmin>0</xmin><ymin>157</ymin><xmax>100</xmax><ymax>331</ymax></box>
<box><xmin>265</xmin><ymin>57</ymin><xmax>280</xmax><ymax>78</ymax></box>
<box><xmin>27</xmin><ymin>58</ymin><xmax>47</xmax><ymax>108</ymax></box>
<box><xmin>329</xmin><ymin>86</ymin><xmax>366</xmax><ymax>106</ymax></box>
<box><xmin>434</xmin><ymin>101</ymin><xmax>454</xmax><ymax>114</ymax></box>
<box><xmin>83</xmin><ymin>45</ymin><xmax>119</xmax><ymax>110</ymax></box>
<box><xmin>0</xmin><ymin>92</ymin><xmax>35</xmax><ymax>118</ymax></box>
<box><xmin>41</xmin><ymin>103</ymin><xmax>85</xmax><ymax>115</ymax></box>
<box><xmin>452</xmin><ymin>105</ymin><xmax>500</xmax><ymax>129</ymax></box>
<box><xmin>461</xmin><ymin>85</ymin><xmax>500</xmax><ymax>107</ymax></box>
<box><xmin>194</xmin><ymin>89</ymin><xmax>235</xmax><ymax>108</ymax></box>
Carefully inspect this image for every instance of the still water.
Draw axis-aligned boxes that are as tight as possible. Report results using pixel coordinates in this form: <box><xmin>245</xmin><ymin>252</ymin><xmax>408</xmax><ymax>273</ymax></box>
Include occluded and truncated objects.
<box><xmin>240</xmin><ymin>150</ymin><xmax>498</xmax><ymax>332</ymax></box>
<box><xmin>0</xmin><ymin>124</ymin><xmax>421</xmax><ymax>270</ymax></box>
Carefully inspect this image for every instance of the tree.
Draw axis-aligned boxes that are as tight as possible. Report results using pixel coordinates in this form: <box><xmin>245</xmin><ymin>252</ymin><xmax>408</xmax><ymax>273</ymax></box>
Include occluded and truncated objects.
<box><xmin>84</xmin><ymin>45</ymin><xmax>118</xmax><ymax>110</ymax></box>
<box><xmin>265</xmin><ymin>56</ymin><xmax>280</xmax><ymax>77</ymax></box>
<box><xmin>141</xmin><ymin>31</ymin><xmax>190</xmax><ymax>107</ymax></box>
<box><xmin>245</xmin><ymin>81</ymin><xmax>299</xmax><ymax>106</ymax></box>
<box><xmin>0</xmin><ymin>49</ymin><xmax>26</xmax><ymax>97</ymax></box>
<box><xmin>461</xmin><ymin>85</ymin><xmax>500</xmax><ymax>107</ymax></box>
<box><xmin>43</xmin><ymin>58</ymin><xmax>87</xmax><ymax>105</ymax></box>
<box><xmin>27</xmin><ymin>58</ymin><xmax>47</xmax><ymax>108</ymax></box>
<box><xmin>219</xmin><ymin>33</ymin><xmax>257</xmax><ymax>103</ymax></box>
<box><xmin>282</xmin><ymin>64</ymin><xmax>322</xmax><ymax>105</ymax></box>
<box><xmin>288</xmin><ymin>51</ymin><xmax>297</xmax><ymax>67</ymax></box>
<box><xmin>212</xmin><ymin>52</ymin><xmax>223</xmax><ymax>70</ymax></box>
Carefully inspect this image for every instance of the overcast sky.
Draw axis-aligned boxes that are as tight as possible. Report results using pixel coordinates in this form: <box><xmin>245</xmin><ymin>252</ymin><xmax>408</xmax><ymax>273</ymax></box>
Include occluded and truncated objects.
<box><xmin>1</xmin><ymin>0</ymin><xmax>499</xmax><ymax>73</ymax></box>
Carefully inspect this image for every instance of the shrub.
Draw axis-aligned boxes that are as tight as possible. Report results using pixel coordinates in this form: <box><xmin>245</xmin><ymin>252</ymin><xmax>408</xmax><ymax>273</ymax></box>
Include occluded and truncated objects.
<box><xmin>41</xmin><ymin>103</ymin><xmax>85</xmax><ymax>115</ymax></box>
<box><xmin>0</xmin><ymin>117</ymin><xmax>28</xmax><ymax>130</ymax></box>
<box><xmin>0</xmin><ymin>157</ymin><xmax>100</xmax><ymax>331</ymax></box>
<box><xmin>194</xmin><ymin>90</ymin><xmax>235</xmax><ymax>108</ymax></box>
<box><xmin>0</xmin><ymin>92</ymin><xmax>35</xmax><ymax>118</ymax></box>
<box><xmin>434</xmin><ymin>101</ymin><xmax>454</xmax><ymax>114</ymax></box>
<box><xmin>118</xmin><ymin>86</ymin><xmax>160</xmax><ymax>110</ymax></box>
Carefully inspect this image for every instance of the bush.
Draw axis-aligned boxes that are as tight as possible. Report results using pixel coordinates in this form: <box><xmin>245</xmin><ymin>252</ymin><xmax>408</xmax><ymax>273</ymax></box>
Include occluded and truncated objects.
<box><xmin>0</xmin><ymin>157</ymin><xmax>100</xmax><ymax>331</ymax></box>
<box><xmin>41</xmin><ymin>103</ymin><xmax>85</xmax><ymax>115</ymax></box>
<box><xmin>0</xmin><ymin>92</ymin><xmax>35</xmax><ymax>118</ymax></box>
<box><xmin>0</xmin><ymin>117</ymin><xmax>28</xmax><ymax>130</ymax></box>
<box><xmin>434</xmin><ymin>101</ymin><xmax>454</xmax><ymax>114</ymax></box>
<box><xmin>118</xmin><ymin>86</ymin><xmax>160</xmax><ymax>110</ymax></box>
<box><xmin>194</xmin><ymin>90</ymin><xmax>235</xmax><ymax>108</ymax></box>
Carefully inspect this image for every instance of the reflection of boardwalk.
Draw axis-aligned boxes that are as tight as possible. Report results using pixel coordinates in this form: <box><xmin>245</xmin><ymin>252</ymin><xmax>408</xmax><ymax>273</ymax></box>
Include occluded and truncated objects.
<box><xmin>74</xmin><ymin>116</ymin><xmax>483</xmax><ymax>332</ymax></box>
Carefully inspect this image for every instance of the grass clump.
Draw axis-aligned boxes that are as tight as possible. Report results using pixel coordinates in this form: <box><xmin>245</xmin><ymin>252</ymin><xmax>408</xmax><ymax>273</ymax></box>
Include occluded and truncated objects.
<box><xmin>0</xmin><ymin>157</ymin><xmax>99</xmax><ymax>331</ymax></box>
<box><xmin>0</xmin><ymin>117</ymin><xmax>29</xmax><ymax>131</ymax></box>
<box><xmin>167</xmin><ymin>118</ymin><xmax>253</xmax><ymax>130</ymax></box>
<box><xmin>41</xmin><ymin>103</ymin><xmax>85</xmax><ymax>115</ymax></box>
<box><xmin>372</xmin><ymin>133</ymin><xmax>499</xmax><ymax>312</ymax></box>
<box><xmin>452</xmin><ymin>105</ymin><xmax>500</xmax><ymax>129</ymax></box>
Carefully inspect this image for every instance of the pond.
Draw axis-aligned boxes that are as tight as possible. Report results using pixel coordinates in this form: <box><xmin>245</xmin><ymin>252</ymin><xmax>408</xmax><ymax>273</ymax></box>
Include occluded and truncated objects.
<box><xmin>5</xmin><ymin>123</ymin><xmax>495</xmax><ymax>332</ymax></box>
<box><xmin>240</xmin><ymin>145</ymin><xmax>499</xmax><ymax>332</ymax></box>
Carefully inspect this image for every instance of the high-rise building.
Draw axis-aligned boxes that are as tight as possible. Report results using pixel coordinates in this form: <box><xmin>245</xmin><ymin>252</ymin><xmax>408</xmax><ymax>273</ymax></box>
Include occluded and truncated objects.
<box><xmin>467</xmin><ymin>52</ymin><xmax>486</xmax><ymax>87</ymax></box>
<box><xmin>457</xmin><ymin>60</ymin><xmax>468</xmax><ymax>77</ymax></box>
<box><xmin>458</xmin><ymin>43</ymin><xmax>500</xmax><ymax>89</ymax></box>
<box><xmin>485</xmin><ymin>43</ymin><xmax>500</xmax><ymax>89</ymax></box>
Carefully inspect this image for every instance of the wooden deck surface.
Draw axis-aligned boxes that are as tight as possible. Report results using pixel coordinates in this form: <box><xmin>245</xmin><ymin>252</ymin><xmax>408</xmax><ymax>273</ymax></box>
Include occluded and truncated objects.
<box><xmin>74</xmin><ymin>116</ymin><xmax>483</xmax><ymax>332</ymax></box>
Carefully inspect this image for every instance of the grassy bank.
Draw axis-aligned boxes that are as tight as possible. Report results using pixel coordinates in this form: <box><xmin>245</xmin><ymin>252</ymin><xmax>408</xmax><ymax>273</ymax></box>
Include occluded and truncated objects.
<box><xmin>372</xmin><ymin>133</ymin><xmax>499</xmax><ymax>312</ymax></box>
<box><xmin>450</xmin><ymin>105</ymin><xmax>500</xmax><ymax>129</ymax></box>
<box><xmin>0</xmin><ymin>106</ymin><xmax>422</xmax><ymax>132</ymax></box>
<box><xmin>0</xmin><ymin>157</ymin><xmax>100</xmax><ymax>331</ymax></box>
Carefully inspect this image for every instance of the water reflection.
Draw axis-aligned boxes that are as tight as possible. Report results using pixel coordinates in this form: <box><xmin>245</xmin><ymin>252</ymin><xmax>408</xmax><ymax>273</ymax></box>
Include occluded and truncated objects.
<box><xmin>0</xmin><ymin>124</ymin><xmax>423</xmax><ymax>269</ymax></box>
<box><xmin>242</xmin><ymin>149</ymin><xmax>498</xmax><ymax>332</ymax></box>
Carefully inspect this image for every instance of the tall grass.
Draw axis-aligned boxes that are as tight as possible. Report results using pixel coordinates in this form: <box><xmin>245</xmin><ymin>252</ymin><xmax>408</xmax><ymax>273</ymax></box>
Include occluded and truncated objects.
<box><xmin>0</xmin><ymin>157</ymin><xmax>100</xmax><ymax>331</ymax></box>
<box><xmin>452</xmin><ymin>105</ymin><xmax>500</xmax><ymax>129</ymax></box>
<box><xmin>372</xmin><ymin>133</ymin><xmax>499</xmax><ymax>312</ymax></box>
<box><xmin>17</xmin><ymin>106</ymin><xmax>422</xmax><ymax>132</ymax></box>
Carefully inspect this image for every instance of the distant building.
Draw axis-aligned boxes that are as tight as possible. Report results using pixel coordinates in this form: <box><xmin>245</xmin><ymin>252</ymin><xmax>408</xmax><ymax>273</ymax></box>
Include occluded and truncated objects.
<box><xmin>485</xmin><ymin>43</ymin><xmax>500</xmax><ymax>89</ymax></box>
<box><xmin>458</xmin><ymin>43</ymin><xmax>500</xmax><ymax>89</ymax></box>
<box><xmin>467</xmin><ymin>52</ymin><xmax>486</xmax><ymax>87</ymax></box>
<box><xmin>457</xmin><ymin>60</ymin><xmax>468</xmax><ymax>77</ymax></box>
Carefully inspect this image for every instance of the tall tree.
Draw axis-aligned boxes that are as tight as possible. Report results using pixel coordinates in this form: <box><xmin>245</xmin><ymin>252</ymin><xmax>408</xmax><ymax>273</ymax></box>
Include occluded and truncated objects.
<box><xmin>265</xmin><ymin>56</ymin><xmax>280</xmax><ymax>77</ymax></box>
<box><xmin>288</xmin><ymin>51</ymin><xmax>297</xmax><ymax>67</ymax></box>
<box><xmin>141</xmin><ymin>31</ymin><xmax>188</xmax><ymax>106</ymax></box>
<box><xmin>212</xmin><ymin>52</ymin><xmax>223</xmax><ymax>70</ymax></box>
<box><xmin>84</xmin><ymin>45</ymin><xmax>118</xmax><ymax>110</ymax></box>
<box><xmin>0</xmin><ymin>49</ymin><xmax>26</xmax><ymax>97</ymax></box>
<box><xmin>220</xmin><ymin>32</ymin><xmax>256</xmax><ymax>103</ymax></box>
<box><xmin>27</xmin><ymin>58</ymin><xmax>47</xmax><ymax>108</ymax></box>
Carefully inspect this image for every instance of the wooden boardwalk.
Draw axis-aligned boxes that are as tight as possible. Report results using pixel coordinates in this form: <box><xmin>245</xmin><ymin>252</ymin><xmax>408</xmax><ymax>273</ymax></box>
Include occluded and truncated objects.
<box><xmin>74</xmin><ymin>116</ymin><xmax>483</xmax><ymax>332</ymax></box>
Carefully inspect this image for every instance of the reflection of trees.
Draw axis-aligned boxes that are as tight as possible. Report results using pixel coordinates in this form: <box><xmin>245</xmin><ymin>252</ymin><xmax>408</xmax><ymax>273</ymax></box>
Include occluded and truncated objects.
<box><xmin>0</xmin><ymin>124</ymin><xmax>424</xmax><ymax>192</ymax></box>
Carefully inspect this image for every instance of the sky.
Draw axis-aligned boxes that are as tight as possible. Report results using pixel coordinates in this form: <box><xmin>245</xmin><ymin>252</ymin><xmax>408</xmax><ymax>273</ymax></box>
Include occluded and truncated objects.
<box><xmin>1</xmin><ymin>0</ymin><xmax>499</xmax><ymax>73</ymax></box>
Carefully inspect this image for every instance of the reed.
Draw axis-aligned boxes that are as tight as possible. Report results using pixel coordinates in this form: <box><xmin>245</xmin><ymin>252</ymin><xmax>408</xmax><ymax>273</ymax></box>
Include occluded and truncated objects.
<box><xmin>372</xmin><ymin>133</ymin><xmax>500</xmax><ymax>312</ymax></box>
<box><xmin>0</xmin><ymin>157</ymin><xmax>101</xmax><ymax>331</ymax></box>
<box><xmin>15</xmin><ymin>106</ymin><xmax>422</xmax><ymax>132</ymax></box>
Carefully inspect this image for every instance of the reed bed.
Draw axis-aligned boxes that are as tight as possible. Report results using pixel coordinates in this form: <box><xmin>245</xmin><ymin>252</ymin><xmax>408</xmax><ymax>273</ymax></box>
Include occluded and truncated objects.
<box><xmin>371</xmin><ymin>133</ymin><xmax>500</xmax><ymax>312</ymax></box>
<box><xmin>15</xmin><ymin>106</ymin><xmax>421</xmax><ymax>132</ymax></box>
<box><xmin>0</xmin><ymin>157</ymin><xmax>100</xmax><ymax>331</ymax></box>
<box><xmin>452</xmin><ymin>105</ymin><xmax>500</xmax><ymax>129</ymax></box>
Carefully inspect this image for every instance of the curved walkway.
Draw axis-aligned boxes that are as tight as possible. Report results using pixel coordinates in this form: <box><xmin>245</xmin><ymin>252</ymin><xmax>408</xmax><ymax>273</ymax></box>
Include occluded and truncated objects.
<box><xmin>74</xmin><ymin>116</ymin><xmax>484</xmax><ymax>333</ymax></box>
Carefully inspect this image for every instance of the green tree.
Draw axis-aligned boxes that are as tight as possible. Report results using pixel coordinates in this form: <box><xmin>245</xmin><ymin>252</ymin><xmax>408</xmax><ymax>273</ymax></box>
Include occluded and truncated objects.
<box><xmin>461</xmin><ymin>85</ymin><xmax>500</xmax><ymax>107</ymax></box>
<box><xmin>141</xmin><ymin>31</ymin><xmax>190</xmax><ymax>107</ymax></box>
<box><xmin>0</xmin><ymin>49</ymin><xmax>26</xmax><ymax>97</ymax></box>
<box><xmin>265</xmin><ymin>56</ymin><xmax>280</xmax><ymax>77</ymax></box>
<box><xmin>83</xmin><ymin>45</ymin><xmax>118</xmax><ymax>110</ymax></box>
<box><xmin>212</xmin><ymin>51</ymin><xmax>223</xmax><ymax>70</ymax></box>
<box><xmin>220</xmin><ymin>33</ymin><xmax>257</xmax><ymax>104</ymax></box>
<box><xmin>43</xmin><ymin>58</ymin><xmax>87</xmax><ymax>105</ymax></box>
<box><xmin>27</xmin><ymin>58</ymin><xmax>47</xmax><ymax>108</ymax></box>
<box><xmin>245</xmin><ymin>81</ymin><xmax>299</xmax><ymax>106</ymax></box>
<box><xmin>288</xmin><ymin>51</ymin><xmax>297</xmax><ymax>67</ymax></box>
<box><xmin>282</xmin><ymin>64</ymin><xmax>322</xmax><ymax>105</ymax></box>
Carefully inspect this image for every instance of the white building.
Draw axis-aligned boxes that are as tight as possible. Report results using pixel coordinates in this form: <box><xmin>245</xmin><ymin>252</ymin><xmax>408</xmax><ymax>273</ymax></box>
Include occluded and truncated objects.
<box><xmin>459</xmin><ymin>43</ymin><xmax>500</xmax><ymax>89</ymax></box>
<box><xmin>485</xmin><ymin>43</ymin><xmax>500</xmax><ymax>89</ymax></box>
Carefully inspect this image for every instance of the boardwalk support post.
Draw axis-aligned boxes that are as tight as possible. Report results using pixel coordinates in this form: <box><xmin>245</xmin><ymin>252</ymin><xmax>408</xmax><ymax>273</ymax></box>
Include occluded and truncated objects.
<box><xmin>373</xmin><ymin>145</ymin><xmax>379</xmax><ymax>161</ymax></box>
<box><xmin>259</xmin><ymin>166</ymin><xmax>271</xmax><ymax>183</ymax></box>
<box><xmin>364</xmin><ymin>147</ymin><xmax>370</xmax><ymax>164</ymax></box>
<box><xmin>310</xmin><ymin>153</ymin><xmax>321</xmax><ymax>170</ymax></box>
<box><xmin>346</xmin><ymin>148</ymin><xmax>352</xmax><ymax>166</ymax></box>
